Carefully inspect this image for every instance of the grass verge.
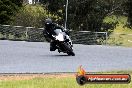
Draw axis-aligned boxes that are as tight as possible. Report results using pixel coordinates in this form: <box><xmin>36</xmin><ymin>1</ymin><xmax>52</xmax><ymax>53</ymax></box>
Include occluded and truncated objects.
<box><xmin>0</xmin><ymin>72</ymin><xmax>131</xmax><ymax>88</ymax></box>
<box><xmin>104</xmin><ymin>15</ymin><xmax>132</xmax><ymax>47</ymax></box>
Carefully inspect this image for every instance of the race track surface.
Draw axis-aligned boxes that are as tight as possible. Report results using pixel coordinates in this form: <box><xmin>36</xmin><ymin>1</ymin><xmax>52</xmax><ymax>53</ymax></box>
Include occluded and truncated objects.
<box><xmin>0</xmin><ymin>40</ymin><xmax>132</xmax><ymax>73</ymax></box>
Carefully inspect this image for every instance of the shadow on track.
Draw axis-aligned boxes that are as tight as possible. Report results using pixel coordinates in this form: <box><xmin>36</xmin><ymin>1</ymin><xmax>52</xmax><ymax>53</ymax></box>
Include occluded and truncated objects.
<box><xmin>40</xmin><ymin>54</ymin><xmax>71</xmax><ymax>58</ymax></box>
<box><xmin>54</xmin><ymin>54</ymin><xmax>70</xmax><ymax>57</ymax></box>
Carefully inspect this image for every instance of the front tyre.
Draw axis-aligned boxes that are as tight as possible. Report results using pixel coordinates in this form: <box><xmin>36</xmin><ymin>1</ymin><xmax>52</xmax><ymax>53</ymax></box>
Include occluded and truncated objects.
<box><xmin>62</xmin><ymin>42</ymin><xmax>75</xmax><ymax>56</ymax></box>
<box><xmin>67</xmin><ymin>51</ymin><xmax>75</xmax><ymax>56</ymax></box>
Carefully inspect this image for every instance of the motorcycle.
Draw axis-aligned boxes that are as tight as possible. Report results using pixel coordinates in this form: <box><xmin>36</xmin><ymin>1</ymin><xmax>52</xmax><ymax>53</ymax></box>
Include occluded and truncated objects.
<box><xmin>52</xmin><ymin>28</ymin><xmax>75</xmax><ymax>56</ymax></box>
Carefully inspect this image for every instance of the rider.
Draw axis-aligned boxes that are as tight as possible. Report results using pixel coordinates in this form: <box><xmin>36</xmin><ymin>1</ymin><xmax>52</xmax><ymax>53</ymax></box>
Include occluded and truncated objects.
<box><xmin>43</xmin><ymin>18</ymin><xmax>70</xmax><ymax>51</ymax></box>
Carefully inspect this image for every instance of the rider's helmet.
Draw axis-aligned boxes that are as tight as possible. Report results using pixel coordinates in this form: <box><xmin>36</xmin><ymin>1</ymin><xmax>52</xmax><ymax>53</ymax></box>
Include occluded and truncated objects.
<box><xmin>45</xmin><ymin>18</ymin><xmax>52</xmax><ymax>28</ymax></box>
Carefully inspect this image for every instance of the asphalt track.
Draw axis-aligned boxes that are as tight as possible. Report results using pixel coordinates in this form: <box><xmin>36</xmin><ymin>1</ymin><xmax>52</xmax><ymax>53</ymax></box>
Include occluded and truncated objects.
<box><xmin>0</xmin><ymin>40</ymin><xmax>132</xmax><ymax>73</ymax></box>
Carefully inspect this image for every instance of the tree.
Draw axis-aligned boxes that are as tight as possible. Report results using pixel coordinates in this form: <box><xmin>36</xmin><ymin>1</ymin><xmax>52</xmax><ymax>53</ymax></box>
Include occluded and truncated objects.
<box><xmin>39</xmin><ymin>0</ymin><xmax>125</xmax><ymax>31</ymax></box>
<box><xmin>126</xmin><ymin>0</ymin><xmax>132</xmax><ymax>28</ymax></box>
<box><xmin>0</xmin><ymin>0</ymin><xmax>22</xmax><ymax>24</ymax></box>
<box><xmin>12</xmin><ymin>5</ymin><xmax>46</xmax><ymax>27</ymax></box>
<box><xmin>39</xmin><ymin>0</ymin><xmax>130</xmax><ymax>31</ymax></box>
<box><xmin>39</xmin><ymin>0</ymin><xmax>65</xmax><ymax>24</ymax></box>
<box><xmin>12</xmin><ymin>4</ymin><xmax>60</xmax><ymax>28</ymax></box>
<box><xmin>68</xmin><ymin>0</ymin><xmax>128</xmax><ymax>31</ymax></box>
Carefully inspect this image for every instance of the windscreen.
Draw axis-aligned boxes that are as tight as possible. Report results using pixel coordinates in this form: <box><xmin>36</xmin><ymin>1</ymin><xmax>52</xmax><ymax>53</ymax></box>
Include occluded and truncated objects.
<box><xmin>54</xmin><ymin>29</ymin><xmax>64</xmax><ymax>35</ymax></box>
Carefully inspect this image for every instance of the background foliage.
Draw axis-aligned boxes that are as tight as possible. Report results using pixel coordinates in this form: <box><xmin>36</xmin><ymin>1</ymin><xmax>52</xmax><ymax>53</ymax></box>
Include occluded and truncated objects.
<box><xmin>0</xmin><ymin>0</ymin><xmax>132</xmax><ymax>31</ymax></box>
<box><xmin>0</xmin><ymin>0</ymin><xmax>23</xmax><ymax>24</ymax></box>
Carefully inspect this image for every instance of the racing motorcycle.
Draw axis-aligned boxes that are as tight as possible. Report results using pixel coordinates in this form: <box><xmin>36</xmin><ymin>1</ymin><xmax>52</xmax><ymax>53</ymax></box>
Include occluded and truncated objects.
<box><xmin>52</xmin><ymin>28</ymin><xmax>75</xmax><ymax>56</ymax></box>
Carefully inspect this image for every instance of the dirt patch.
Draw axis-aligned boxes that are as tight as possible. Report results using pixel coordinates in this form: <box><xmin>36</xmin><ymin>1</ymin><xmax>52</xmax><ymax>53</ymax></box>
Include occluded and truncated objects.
<box><xmin>0</xmin><ymin>73</ymin><xmax>75</xmax><ymax>81</ymax></box>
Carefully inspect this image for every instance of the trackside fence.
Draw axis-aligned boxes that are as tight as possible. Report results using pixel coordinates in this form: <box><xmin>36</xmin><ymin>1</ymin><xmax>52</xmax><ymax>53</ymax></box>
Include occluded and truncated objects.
<box><xmin>0</xmin><ymin>25</ymin><xmax>45</xmax><ymax>42</ymax></box>
<box><xmin>70</xmin><ymin>31</ymin><xmax>107</xmax><ymax>45</ymax></box>
<box><xmin>2</xmin><ymin>24</ymin><xmax>132</xmax><ymax>46</ymax></box>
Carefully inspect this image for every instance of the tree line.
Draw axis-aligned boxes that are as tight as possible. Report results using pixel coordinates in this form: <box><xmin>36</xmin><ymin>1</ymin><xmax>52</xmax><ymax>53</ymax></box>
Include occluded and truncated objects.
<box><xmin>40</xmin><ymin>0</ymin><xmax>132</xmax><ymax>31</ymax></box>
<box><xmin>0</xmin><ymin>0</ymin><xmax>23</xmax><ymax>24</ymax></box>
<box><xmin>0</xmin><ymin>0</ymin><xmax>132</xmax><ymax>31</ymax></box>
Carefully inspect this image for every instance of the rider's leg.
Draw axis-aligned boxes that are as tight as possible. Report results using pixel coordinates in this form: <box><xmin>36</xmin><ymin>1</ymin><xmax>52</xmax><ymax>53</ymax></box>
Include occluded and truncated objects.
<box><xmin>50</xmin><ymin>41</ymin><xmax>57</xmax><ymax>51</ymax></box>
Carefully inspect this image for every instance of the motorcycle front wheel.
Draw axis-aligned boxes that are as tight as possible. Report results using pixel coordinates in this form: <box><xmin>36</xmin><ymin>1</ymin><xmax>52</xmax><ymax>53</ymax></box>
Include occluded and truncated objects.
<box><xmin>62</xmin><ymin>42</ymin><xmax>75</xmax><ymax>56</ymax></box>
<box><xmin>67</xmin><ymin>51</ymin><xmax>75</xmax><ymax>56</ymax></box>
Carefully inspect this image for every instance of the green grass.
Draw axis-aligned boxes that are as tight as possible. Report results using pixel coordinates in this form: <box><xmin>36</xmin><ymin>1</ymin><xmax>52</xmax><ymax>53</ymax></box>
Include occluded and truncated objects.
<box><xmin>0</xmin><ymin>73</ymin><xmax>131</xmax><ymax>88</ymax></box>
<box><xmin>107</xmin><ymin>25</ymin><xmax>132</xmax><ymax>47</ymax></box>
<box><xmin>104</xmin><ymin>15</ymin><xmax>132</xmax><ymax>47</ymax></box>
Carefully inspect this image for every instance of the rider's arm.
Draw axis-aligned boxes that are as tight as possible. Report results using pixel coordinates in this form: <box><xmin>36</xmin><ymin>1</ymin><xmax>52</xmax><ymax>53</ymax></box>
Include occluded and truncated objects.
<box><xmin>43</xmin><ymin>29</ymin><xmax>52</xmax><ymax>42</ymax></box>
<box><xmin>54</xmin><ymin>24</ymin><xmax>70</xmax><ymax>35</ymax></box>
